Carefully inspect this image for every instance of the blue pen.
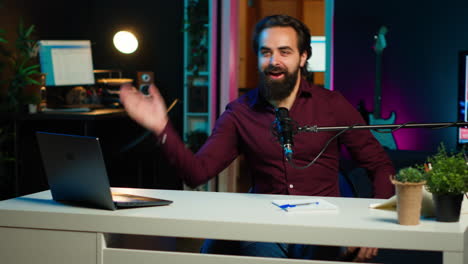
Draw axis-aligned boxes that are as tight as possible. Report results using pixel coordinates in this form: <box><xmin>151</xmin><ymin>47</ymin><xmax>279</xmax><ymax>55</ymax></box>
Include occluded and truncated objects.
<box><xmin>279</xmin><ymin>202</ymin><xmax>319</xmax><ymax>209</ymax></box>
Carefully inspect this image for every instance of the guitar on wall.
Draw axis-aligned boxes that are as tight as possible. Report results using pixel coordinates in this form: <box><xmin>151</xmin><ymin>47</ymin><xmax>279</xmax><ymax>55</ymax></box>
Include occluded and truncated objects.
<box><xmin>365</xmin><ymin>26</ymin><xmax>398</xmax><ymax>150</ymax></box>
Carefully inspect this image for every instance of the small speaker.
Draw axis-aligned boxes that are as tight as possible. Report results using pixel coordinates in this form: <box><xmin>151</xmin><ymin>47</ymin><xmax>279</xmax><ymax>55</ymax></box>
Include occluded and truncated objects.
<box><xmin>137</xmin><ymin>71</ymin><xmax>154</xmax><ymax>95</ymax></box>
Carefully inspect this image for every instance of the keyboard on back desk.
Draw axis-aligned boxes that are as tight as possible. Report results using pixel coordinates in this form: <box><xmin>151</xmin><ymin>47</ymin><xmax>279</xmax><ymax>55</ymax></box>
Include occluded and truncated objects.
<box><xmin>43</xmin><ymin>104</ymin><xmax>107</xmax><ymax>113</ymax></box>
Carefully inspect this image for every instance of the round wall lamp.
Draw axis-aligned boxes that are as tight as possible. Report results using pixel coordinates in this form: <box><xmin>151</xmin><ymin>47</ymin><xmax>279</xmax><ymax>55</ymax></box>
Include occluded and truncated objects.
<box><xmin>113</xmin><ymin>31</ymin><xmax>138</xmax><ymax>54</ymax></box>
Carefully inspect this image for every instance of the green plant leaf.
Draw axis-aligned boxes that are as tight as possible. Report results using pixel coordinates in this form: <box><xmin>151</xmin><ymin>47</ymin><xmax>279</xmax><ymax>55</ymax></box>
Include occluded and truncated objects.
<box><xmin>395</xmin><ymin>167</ymin><xmax>425</xmax><ymax>183</ymax></box>
<box><xmin>424</xmin><ymin>143</ymin><xmax>468</xmax><ymax>194</ymax></box>
<box><xmin>24</xmin><ymin>75</ymin><xmax>41</xmax><ymax>85</ymax></box>
<box><xmin>24</xmin><ymin>25</ymin><xmax>35</xmax><ymax>38</ymax></box>
<box><xmin>27</xmin><ymin>70</ymin><xmax>41</xmax><ymax>76</ymax></box>
<box><xmin>22</xmin><ymin>63</ymin><xmax>39</xmax><ymax>70</ymax></box>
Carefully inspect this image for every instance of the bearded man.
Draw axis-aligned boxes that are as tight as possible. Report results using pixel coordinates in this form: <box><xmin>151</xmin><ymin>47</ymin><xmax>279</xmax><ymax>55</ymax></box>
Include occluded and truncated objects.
<box><xmin>119</xmin><ymin>14</ymin><xmax>394</xmax><ymax>262</ymax></box>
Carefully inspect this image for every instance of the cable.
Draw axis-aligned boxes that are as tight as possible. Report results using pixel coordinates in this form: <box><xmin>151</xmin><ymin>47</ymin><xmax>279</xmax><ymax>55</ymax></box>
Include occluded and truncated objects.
<box><xmin>426</xmin><ymin>121</ymin><xmax>459</xmax><ymax>130</ymax></box>
<box><xmin>119</xmin><ymin>98</ymin><xmax>179</xmax><ymax>153</ymax></box>
<box><xmin>368</xmin><ymin>121</ymin><xmax>468</xmax><ymax>134</ymax></box>
<box><xmin>372</xmin><ymin>122</ymin><xmax>410</xmax><ymax>133</ymax></box>
<box><xmin>287</xmin><ymin>125</ymin><xmax>356</xmax><ymax>170</ymax></box>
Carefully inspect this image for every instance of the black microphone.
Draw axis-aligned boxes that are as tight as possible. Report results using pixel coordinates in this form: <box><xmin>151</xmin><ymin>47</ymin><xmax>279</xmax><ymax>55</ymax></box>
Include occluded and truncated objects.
<box><xmin>275</xmin><ymin>107</ymin><xmax>294</xmax><ymax>161</ymax></box>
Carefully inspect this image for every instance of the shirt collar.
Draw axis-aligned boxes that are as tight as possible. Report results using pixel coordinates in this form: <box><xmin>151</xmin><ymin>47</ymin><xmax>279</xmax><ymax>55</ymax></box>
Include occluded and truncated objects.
<box><xmin>247</xmin><ymin>78</ymin><xmax>312</xmax><ymax>109</ymax></box>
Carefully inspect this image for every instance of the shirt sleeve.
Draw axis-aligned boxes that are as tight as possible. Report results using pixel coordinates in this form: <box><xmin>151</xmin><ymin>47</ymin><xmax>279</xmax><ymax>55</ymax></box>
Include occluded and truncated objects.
<box><xmin>157</xmin><ymin>107</ymin><xmax>240</xmax><ymax>188</ymax></box>
<box><xmin>332</xmin><ymin>92</ymin><xmax>395</xmax><ymax>198</ymax></box>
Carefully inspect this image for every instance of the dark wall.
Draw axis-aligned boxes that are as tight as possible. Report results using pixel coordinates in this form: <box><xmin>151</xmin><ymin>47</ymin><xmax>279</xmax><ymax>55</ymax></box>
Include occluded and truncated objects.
<box><xmin>89</xmin><ymin>0</ymin><xmax>185</xmax><ymax>131</ymax></box>
<box><xmin>334</xmin><ymin>1</ymin><xmax>468</xmax><ymax>151</ymax></box>
<box><xmin>4</xmin><ymin>0</ymin><xmax>184</xmax><ymax>132</ymax></box>
<box><xmin>0</xmin><ymin>0</ymin><xmax>185</xmax><ymax>197</ymax></box>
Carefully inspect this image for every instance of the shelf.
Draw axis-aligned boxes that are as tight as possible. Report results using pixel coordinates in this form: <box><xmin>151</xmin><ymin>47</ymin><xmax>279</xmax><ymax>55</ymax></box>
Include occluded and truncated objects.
<box><xmin>186</xmin><ymin>76</ymin><xmax>209</xmax><ymax>87</ymax></box>
<box><xmin>182</xmin><ymin>0</ymin><xmax>216</xmax><ymax>192</ymax></box>
<box><xmin>187</xmin><ymin>112</ymin><xmax>209</xmax><ymax>117</ymax></box>
<box><xmin>183</xmin><ymin>0</ymin><xmax>213</xmax><ymax>139</ymax></box>
<box><xmin>186</xmin><ymin>71</ymin><xmax>209</xmax><ymax>76</ymax></box>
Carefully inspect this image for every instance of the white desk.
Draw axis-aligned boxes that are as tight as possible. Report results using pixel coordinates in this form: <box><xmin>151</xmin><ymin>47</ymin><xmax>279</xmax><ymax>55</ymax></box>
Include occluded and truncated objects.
<box><xmin>0</xmin><ymin>188</ymin><xmax>466</xmax><ymax>264</ymax></box>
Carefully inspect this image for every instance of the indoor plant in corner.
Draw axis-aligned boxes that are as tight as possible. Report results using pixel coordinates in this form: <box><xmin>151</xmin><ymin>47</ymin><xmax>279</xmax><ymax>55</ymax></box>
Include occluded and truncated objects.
<box><xmin>0</xmin><ymin>20</ymin><xmax>41</xmax><ymax>113</ymax></box>
<box><xmin>391</xmin><ymin>167</ymin><xmax>426</xmax><ymax>225</ymax></box>
<box><xmin>424</xmin><ymin>144</ymin><xmax>468</xmax><ymax>222</ymax></box>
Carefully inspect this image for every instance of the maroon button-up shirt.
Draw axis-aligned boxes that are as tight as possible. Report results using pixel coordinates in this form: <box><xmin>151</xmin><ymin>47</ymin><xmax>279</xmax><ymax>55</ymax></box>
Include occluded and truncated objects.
<box><xmin>159</xmin><ymin>79</ymin><xmax>395</xmax><ymax>198</ymax></box>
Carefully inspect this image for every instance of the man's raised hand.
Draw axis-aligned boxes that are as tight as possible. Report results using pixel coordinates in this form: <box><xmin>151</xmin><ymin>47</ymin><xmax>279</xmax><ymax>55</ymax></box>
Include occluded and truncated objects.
<box><xmin>119</xmin><ymin>84</ymin><xmax>168</xmax><ymax>134</ymax></box>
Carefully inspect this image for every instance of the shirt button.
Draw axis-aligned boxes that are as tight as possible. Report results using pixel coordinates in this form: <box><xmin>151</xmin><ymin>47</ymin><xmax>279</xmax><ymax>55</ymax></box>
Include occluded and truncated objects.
<box><xmin>161</xmin><ymin>133</ymin><xmax>167</xmax><ymax>144</ymax></box>
<box><xmin>289</xmin><ymin>184</ymin><xmax>294</xmax><ymax>189</ymax></box>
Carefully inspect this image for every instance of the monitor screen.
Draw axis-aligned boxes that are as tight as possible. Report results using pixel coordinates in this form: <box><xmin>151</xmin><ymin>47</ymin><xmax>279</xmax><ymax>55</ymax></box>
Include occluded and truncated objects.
<box><xmin>38</xmin><ymin>40</ymin><xmax>95</xmax><ymax>86</ymax></box>
<box><xmin>307</xmin><ymin>36</ymin><xmax>326</xmax><ymax>72</ymax></box>
<box><xmin>458</xmin><ymin>51</ymin><xmax>468</xmax><ymax>144</ymax></box>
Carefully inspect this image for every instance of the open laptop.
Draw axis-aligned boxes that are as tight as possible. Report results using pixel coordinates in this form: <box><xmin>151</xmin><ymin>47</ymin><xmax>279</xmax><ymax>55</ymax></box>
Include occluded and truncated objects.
<box><xmin>36</xmin><ymin>131</ymin><xmax>172</xmax><ymax>210</ymax></box>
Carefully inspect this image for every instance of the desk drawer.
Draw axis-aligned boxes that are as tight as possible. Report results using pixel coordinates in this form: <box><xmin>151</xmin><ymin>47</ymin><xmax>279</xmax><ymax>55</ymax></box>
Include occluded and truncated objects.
<box><xmin>103</xmin><ymin>247</ymin><xmax>351</xmax><ymax>264</ymax></box>
<box><xmin>0</xmin><ymin>227</ymin><xmax>97</xmax><ymax>264</ymax></box>
<box><xmin>99</xmin><ymin>233</ymin><xmax>376</xmax><ymax>264</ymax></box>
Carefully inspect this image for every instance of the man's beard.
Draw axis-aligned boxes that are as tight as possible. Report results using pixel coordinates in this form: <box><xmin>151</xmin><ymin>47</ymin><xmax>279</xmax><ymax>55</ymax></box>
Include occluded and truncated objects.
<box><xmin>259</xmin><ymin>65</ymin><xmax>300</xmax><ymax>102</ymax></box>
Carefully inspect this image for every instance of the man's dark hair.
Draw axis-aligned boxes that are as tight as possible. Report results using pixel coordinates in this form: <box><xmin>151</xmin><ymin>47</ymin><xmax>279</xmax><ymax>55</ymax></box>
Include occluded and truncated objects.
<box><xmin>252</xmin><ymin>14</ymin><xmax>312</xmax><ymax>76</ymax></box>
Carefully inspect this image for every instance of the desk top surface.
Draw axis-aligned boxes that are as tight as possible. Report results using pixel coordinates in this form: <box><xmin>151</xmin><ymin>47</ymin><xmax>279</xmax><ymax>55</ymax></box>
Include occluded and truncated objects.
<box><xmin>0</xmin><ymin>189</ymin><xmax>466</xmax><ymax>250</ymax></box>
<box><xmin>2</xmin><ymin>108</ymin><xmax>127</xmax><ymax>121</ymax></box>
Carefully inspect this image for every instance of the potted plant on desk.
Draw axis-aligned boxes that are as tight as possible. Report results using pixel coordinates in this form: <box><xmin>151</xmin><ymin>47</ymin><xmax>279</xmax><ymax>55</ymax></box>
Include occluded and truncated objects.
<box><xmin>391</xmin><ymin>167</ymin><xmax>426</xmax><ymax>225</ymax></box>
<box><xmin>424</xmin><ymin>144</ymin><xmax>468</xmax><ymax>222</ymax></box>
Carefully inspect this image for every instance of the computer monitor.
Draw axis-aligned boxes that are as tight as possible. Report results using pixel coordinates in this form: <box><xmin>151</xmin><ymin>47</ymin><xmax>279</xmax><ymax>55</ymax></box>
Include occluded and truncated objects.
<box><xmin>458</xmin><ymin>50</ymin><xmax>468</xmax><ymax>144</ymax></box>
<box><xmin>38</xmin><ymin>40</ymin><xmax>95</xmax><ymax>86</ymax></box>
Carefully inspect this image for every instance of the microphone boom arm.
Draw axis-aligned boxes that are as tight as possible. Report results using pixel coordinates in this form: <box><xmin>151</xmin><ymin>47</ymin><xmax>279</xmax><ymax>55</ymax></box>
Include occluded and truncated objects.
<box><xmin>298</xmin><ymin>121</ymin><xmax>468</xmax><ymax>133</ymax></box>
<box><xmin>272</xmin><ymin>118</ymin><xmax>468</xmax><ymax>170</ymax></box>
